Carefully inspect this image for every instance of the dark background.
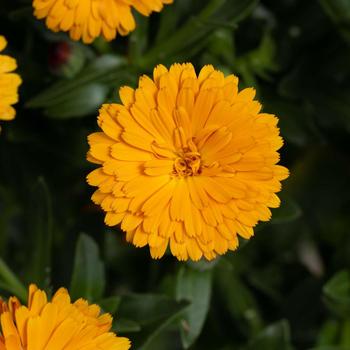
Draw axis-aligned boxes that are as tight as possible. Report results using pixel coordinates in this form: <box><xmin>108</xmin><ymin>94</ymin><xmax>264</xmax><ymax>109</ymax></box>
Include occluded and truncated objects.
<box><xmin>0</xmin><ymin>0</ymin><xmax>350</xmax><ymax>349</ymax></box>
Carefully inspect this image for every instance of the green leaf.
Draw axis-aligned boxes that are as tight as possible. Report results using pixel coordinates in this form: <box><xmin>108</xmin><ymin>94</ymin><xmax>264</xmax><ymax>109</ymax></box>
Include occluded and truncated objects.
<box><xmin>129</xmin><ymin>13</ymin><xmax>149</xmax><ymax>62</ymax></box>
<box><xmin>323</xmin><ymin>270</ymin><xmax>350</xmax><ymax>317</ymax></box>
<box><xmin>155</xmin><ymin>0</ymin><xmax>186</xmax><ymax>44</ymax></box>
<box><xmin>270</xmin><ymin>197</ymin><xmax>302</xmax><ymax>224</ymax></box>
<box><xmin>319</xmin><ymin>0</ymin><xmax>350</xmax><ymax>42</ymax></box>
<box><xmin>117</xmin><ymin>293</ymin><xmax>187</xmax><ymax>326</ymax></box>
<box><xmin>114</xmin><ymin>318</ymin><xmax>142</xmax><ymax>333</ymax></box>
<box><xmin>98</xmin><ymin>296</ymin><xmax>121</xmax><ymax>314</ymax></box>
<box><xmin>340</xmin><ymin>319</ymin><xmax>350</xmax><ymax>348</ymax></box>
<box><xmin>117</xmin><ymin>293</ymin><xmax>189</xmax><ymax>349</ymax></box>
<box><xmin>27</xmin><ymin>55</ymin><xmax>124</xmax><ymax>106</ymax></box>
<box><xmin>216</xmin><ymin>268</ymin><xmax>262</xmax><ymax>337</ymax></box>
<box><xmin>246</xmin><ymin>320</ymin><xmax>294</xmax><ymax>350</ymax></box>
<box><xmin>187</xmin><ymin>259</ymin><xmax>219</xmax><ymax>271</ymax></box>
<box><xmin>207</xmin><ymin>28</ymin><xmax>236</xmax><ymax>65</ymax></box>
<box><xmin>138</xmin><ymin>0</ymin><xmax>257</xmax><ymax>67</ymax></box>
<box><xmin>26</xmin><ymin>55</ymin><xmax>131</xmax><ymax>118</ymax></box>
<box><xmin>0</xmin><ymin>187</ymin><xmax>19</xmax><ymax>256</ymax></box>
<box><xmin>43</xmin><ymin>83</ymin><xmax>109</xmax><ymax>119</ymax></box>
<box><xmin>70</xmin><ymin>233</ymin><xmax>105</xmax><ymax>302</ymax></box>
<box><xmin>176</xmin><ymin>266</ymin><xmax>213</xmax><ymax>349</ymax></box>
<box><xmin>0</xmin><ymin>258</ymin><xmax>27</xmax><ymax>301</ymax></box>
<box><xmin>316</xmin><ymin>320</ymin><xmax>339</xmax><ymax>347</ymax></box>
<box><xmin>310</xmin><ymin>347</ymin><xmax>344</xmax><ymax>350</ymax></box>
<box><xmin>261</xmin><ymin>91</ymin><xmax>311</xmax><ymax>147</ymax></box>
<box><xmin>235</xmin><ymin>30</ymin><xmax>279</xmax><ymax>85</ymax></box>
<box><xmin>27</xmin><ymin>177</ymin><xmax>53</xmax><ymax>287</ymax></box>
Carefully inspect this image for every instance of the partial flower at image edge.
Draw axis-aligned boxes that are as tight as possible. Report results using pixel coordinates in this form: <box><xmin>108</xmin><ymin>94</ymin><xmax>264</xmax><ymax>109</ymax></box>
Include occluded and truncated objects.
<box><xmin>32</xmin><ymin>0</ymin><xmax>174</xmax><ymax>44</ymax></box>
<box><xmin>0</xmin><ymin>284</ymin><xmax>131</xmax><ymax>350</ymax></box>
<box><xmin>0</xmin><ymin>35</ymin><xmax>22</xmax><ymax>130</ymax></box>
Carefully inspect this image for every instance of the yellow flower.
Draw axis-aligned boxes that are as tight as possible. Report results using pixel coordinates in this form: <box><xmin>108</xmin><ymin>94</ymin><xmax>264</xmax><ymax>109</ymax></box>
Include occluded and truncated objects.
<box><xmin>32</xmin><ymin>0</ymin><xmax>173</xmax><ymax>44</ymax></box>
<box><xmin>0</xmin><ymin>36</ymin><xmax>22</xmax><ymax>124</ymax></box>
<box><xmin>87</xmin><ymin>63</ymin><xmax>289</xmax><ymax>261</ymax></box>
<box><xmin>0</xmin><ymin>284</ymin><xmax>130</xmax><ymax>350</ymax></box>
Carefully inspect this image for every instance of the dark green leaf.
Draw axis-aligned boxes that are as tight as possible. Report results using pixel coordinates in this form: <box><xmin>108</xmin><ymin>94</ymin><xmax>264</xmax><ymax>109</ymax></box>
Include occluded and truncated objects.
<box><xmin>216</xmin><ymin>267</ymin><xmax>263</xmax><ymax>337</ymax></box>
<box><xmin>43</xmin><ymin>83</ymin><xmax>108</xmax><ymax>119</ymax></box>
<box><xmin>114</xmin><ymin>318</ymin><xmax>142</xmax><ymax>333</ymax></box>
<box><xmin>27</xmin><ymin>55</ymin><xmax>125</xmax><ymax>106</ymax></box>
<box><xmin>129</xmin><ymin>13</ymin><xmax>149</xmax><ymax>61</ymax></box>
<box><xmin>138</xmin><ymin>0</ymin><xmax>257</xmax><ymax>67</ymax></box>
<box><xmin>70</xmin><ymin>233</ymin><xmax>105</xmax><ymax>302</ymax></box>
<box><xmin>176</xmin><ymin>266</ymin><xmax>212</xmax><ymax>348</ymax></box>
<box><xmin>316</xmin><ymin>320</ymin><xmax>339</xmax><ymax>347</ymax></box>
<box><xmin>0</xmin><ymin>258</ymin><xmax>27</xmax><ymax>301</ymax></box>
<box><xmin>117</xmin><ymin>293</ymin><xmax>189</xmax><ymax>349</ymax></box>
<box><xmin>246</xmin><ymin>320</ymin><xmax>294</xmax><ymax>350</ymax></box>
<box><xmin>207</xmin><ymin>28</ymin><xmax>236</xmax><ymax>65</ymax></box>
<box><xmin>27</xmin><ymin>177</ymin><xmax>53</xmax><ymax>287</ymax></box>
<box><xmin>270</xmin><ymin>197</ymin><xmax>302</xmax><ymax>224</ymax></box>
<box><xmin>26</xmin><ymin>55</ymin><xmax>130</xmax><ymax>118</ymax></box>
<box><xmin>323</xmin><ymin>270</ymin><xmax>350</xmax><ymax>317</ymax></box>
<box><xmin>340</xmin><ymin>319</ymin><xmax>350</xmax><ymax>348</ymax></box>
<box><xmin>98</xmin><ymin>296</ymin><xmax>121</xmax><ymax>314</ymax></box>
<box><xmin>235</xmin><ymin>30</ymin><xmax>279</xmax><ymax>86</ymax></box>
<box><xmin>310</xmin><ymin>347</ymin><xmax>343</xmax><ymax>350</ymax></box>
<box><xmin>0</xmin><ymin>187</ymin><xmax>19</xmax><ymax>256</ymax></box>
<box><xmin>319</xmin><ymin>0</ymin><xmax>350</xmax><ymax>42</ymax></box>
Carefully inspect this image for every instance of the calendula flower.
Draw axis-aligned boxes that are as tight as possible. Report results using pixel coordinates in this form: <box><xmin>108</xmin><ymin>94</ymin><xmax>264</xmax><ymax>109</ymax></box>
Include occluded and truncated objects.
<box><xmin>0</xmin><ymin>284</ymin><xmax>130</xmax><ymax>350</ymax></box>
<box><xmin>0</xmin><ymin>36</ymin><xmax>21</xmax><ymax>125</ymax></box>
<box><xmin>87</xmin><ymin>63</ymin><xmax>289</xmax><ymax>261</ymax></box>
<box><xmin>33</xmin><ymin>0</ymin><xmax>173</xmax><ymax>44</ymax></box>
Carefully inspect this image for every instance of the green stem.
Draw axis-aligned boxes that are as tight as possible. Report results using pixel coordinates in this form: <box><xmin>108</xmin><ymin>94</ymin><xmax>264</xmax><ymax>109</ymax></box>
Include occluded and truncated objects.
<box><xmin>0</xmin><ymin>258</ymin><xmax>27</xmax><ymax>301</ymax></box>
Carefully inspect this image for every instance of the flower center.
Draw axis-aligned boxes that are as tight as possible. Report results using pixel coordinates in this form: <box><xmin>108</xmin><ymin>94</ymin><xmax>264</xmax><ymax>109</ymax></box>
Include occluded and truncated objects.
<box><xmin>174</xmin><ymin>151</ymin><xmax>202</xmax><ymax>177</ymax></box>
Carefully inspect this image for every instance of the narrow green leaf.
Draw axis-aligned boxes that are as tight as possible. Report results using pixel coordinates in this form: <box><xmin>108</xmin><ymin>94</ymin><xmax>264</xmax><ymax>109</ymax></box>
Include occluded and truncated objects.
<box><xmin>0</xmin><ymin>258</ymin><xmax>27</xmax><ymax>301</ymax></box>
<box><xmin>0</xmin><ymin>187</ymin><xmax>19</xmax><ymax>257</ymax></box>
<box><xmin>176</xmin><ymin>266</ymin><xmax>212</xmax><ymax>349</ymax></box>
<box><xmin>70</xmin><ymin>233</ymin><xmax>105</xmax><ymax>302</ymax></box>
<box><xmin>28</xmin><ymin>177</ymin><xmax>53</xmax><ymax>287</ymax></box>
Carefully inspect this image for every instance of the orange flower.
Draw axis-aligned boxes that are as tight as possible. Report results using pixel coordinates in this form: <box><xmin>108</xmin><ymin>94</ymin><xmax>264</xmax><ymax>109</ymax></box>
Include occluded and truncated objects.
<box><xmin>0</xmin><ymin>36</ymin><xmax>21</xmax><ymax>125</ymax></box>
<box><xmin>87</xmin><ymin>63</ymin><xmax>289</xmax><ymax>261</ymax></box>
<box><xmin>0</xmin><ymin>285</ymin><xmax>130</xmax><ymax>350</ymax></box>
<box><xmin>32</xmin><ymin>0</ymin><xmax>173</xmax><ymax>43</ymax></box>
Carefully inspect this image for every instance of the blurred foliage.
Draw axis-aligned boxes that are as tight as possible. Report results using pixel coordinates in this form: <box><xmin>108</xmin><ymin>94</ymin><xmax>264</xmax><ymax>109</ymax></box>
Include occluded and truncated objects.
<box><xmin>0</xmin><ymin>0</ymin><xmax>350</xmax><ymax>349</ymax></box>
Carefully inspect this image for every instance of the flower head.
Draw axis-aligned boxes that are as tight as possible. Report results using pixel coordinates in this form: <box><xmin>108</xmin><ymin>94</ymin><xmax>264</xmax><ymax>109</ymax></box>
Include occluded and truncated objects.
<box><xmin>33</xmin><ymin>0</ymin><xmax>173</xmax><ymax>44</ymax></box>
<box><xmin>0</xmin><ymin>36</ymin><xmax>22</xmax><ymax>125</ymax></box>
<box><xmin>87</xmin><ymin>63</ymin><xmax>289</xmax><ymax>261</ymax></box>
<box><xmin>0</xmin><ymin>284</ymin><xmax>130</xmax><ymax>350</ymax></box>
